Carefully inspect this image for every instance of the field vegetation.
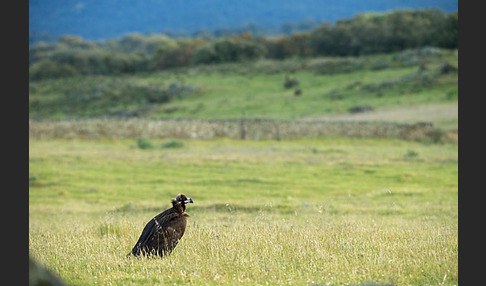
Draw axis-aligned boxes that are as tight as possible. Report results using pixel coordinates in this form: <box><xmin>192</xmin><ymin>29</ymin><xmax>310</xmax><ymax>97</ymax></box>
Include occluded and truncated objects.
<box><xmin>29</xmin><ymin>137</ymin><xmax>458</xmax><ymax>285</ymax></box>
<box><xmin>29</xmin><ymin>9</ymin><xmax>458</xmax><ymax>134</ymax></box>
<box><xmin>29</xmin><ymin>47</ymin><xmax>458</xmax><ymax>132</ymax></box>
<box><xmin>29</xmin><ymin>8</ymin><xmax>458</xmax><ymax>285</ymax></box>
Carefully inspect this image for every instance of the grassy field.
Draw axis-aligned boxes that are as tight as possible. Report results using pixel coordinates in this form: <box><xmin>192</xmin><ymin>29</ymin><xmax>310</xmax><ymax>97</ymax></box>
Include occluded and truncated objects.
<box><xmin>29</xmin><ymin>137</ymin><xmax>458</xmax><ymax>285</ymax></box>
<box><xmin>29</xmin><ymin>49</ymin><xmax>458</xmax><ymax>132</ymax></box>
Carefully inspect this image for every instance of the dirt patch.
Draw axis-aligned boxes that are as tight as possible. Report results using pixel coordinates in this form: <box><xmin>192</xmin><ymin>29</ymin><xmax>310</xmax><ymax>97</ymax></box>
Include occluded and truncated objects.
<box><xmin>304</xmin><ymin>102</ymin><xmax>458</xmax><ymax>130</ymax></box>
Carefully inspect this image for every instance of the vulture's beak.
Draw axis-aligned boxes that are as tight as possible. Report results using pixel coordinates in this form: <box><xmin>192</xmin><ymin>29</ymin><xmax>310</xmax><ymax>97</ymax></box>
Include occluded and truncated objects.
<box><xmin>184</xmin><ymin>198</ymin><xmax>194</xmax><ymax>204</ymax></box>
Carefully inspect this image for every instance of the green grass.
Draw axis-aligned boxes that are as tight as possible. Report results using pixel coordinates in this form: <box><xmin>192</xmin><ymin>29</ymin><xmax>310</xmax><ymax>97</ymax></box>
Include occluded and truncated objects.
<box><xmin>29</xmin><ymin>137</ymin><xmax>457</xmax><ymax>285</ymax></box>
<box><xmin>29</xmin><ymin>49</ymin><xmax>458</xmax><ymax>131</ymax></box>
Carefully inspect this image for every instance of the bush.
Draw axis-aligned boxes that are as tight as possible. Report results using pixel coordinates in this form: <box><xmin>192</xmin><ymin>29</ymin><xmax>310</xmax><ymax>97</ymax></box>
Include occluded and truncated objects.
<box><xmin>348</xmin><ymin>104</ymin><xmax>375</xmax><ymax>113</ymax></box>
<box><xmin>160</xmin><ymin>140</ymin><xmax>184</xmax><ymax>149</ymax></box>
<box><xmin>192</xmin><ymin>39</ymin><xmax>266</xmax><ymax>65</ymax></box>
<box><xmin>136</xmin><ymin>137</ymin><xmax>153</xmax><ymax>149</ymax></box>
<box><xmin>284</xmin><ymin>75</ymin><xmax>299</xmax><ymax>89</ymax></box>
<box><xmin>404</xmin><ymin>149</ymin><xmax>419</xmax><ymax>158</ymax></box>
<box><xmin>29</xmin><ymin>60</ymin><xmax>79</xmax><ymax>81</ymax></box>
<box><xmin>136</xmin><ymin>138</ymin><xmax>184</xmax><ymax>150</ymax></box>
<box><xmin>151</xmin><ymin>39</ymin><xmax>204</xmax><ymax>70</ymax></box>
<box><xmin>438</xmin><ymin>63</ymin><xmax>457</xmax><ymax>74</ymax></box>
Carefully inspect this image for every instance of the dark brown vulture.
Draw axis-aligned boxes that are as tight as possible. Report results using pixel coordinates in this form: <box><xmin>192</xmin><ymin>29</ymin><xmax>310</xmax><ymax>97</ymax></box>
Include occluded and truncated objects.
<box><xmin>128</xmin><ymin>194</ymin><xmax>194</xmax><ymax>257</ymax></box>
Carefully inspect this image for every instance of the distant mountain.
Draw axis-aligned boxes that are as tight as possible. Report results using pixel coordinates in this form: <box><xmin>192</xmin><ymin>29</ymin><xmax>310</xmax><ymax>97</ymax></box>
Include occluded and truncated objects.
<box><xmin>29</xmin><ymin>0</ymin><xmax>458</xmax><ymax>43</ymax></box>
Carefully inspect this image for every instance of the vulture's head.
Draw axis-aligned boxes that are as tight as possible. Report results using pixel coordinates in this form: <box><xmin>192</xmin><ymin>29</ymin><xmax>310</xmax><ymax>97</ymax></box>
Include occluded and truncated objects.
<box><xmin>172</xmin><ymin>194</ymin><xmax>193</xmax><ymax>210</ymax></box>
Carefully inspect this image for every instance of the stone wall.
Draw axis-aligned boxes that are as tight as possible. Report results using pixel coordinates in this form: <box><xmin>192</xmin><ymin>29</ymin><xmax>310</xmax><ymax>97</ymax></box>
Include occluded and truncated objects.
<box><xmin>29</xmin><ymin>118</ymin><xmax>442</xmax><ymax>141</ymax></box>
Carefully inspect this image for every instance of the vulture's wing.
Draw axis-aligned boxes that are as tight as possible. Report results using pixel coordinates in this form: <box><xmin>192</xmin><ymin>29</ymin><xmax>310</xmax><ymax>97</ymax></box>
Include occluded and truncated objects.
<box><xmin>131</xmin><ymin>209</ymin><xmax>180</xmax><ymax>254</ymax></box>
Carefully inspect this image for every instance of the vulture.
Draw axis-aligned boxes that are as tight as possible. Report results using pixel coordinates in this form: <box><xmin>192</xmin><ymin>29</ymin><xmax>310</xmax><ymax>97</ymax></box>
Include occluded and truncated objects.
<box><xmin>128</xmin><ymin>194</ymin><xmax>194</xmax><ymax>257</ymax></box>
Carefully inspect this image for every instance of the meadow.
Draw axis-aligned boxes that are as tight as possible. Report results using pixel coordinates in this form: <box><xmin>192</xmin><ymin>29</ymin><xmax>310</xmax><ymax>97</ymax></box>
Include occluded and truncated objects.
<box><xmin>29</xmin><ymin>48</ymin><xmax>458</xmax><ymax>132</ymax></box>
<box><xmin>29</xmin><ymin>137</ymin><xmax>458</xmax><ymax>285</ymax></box>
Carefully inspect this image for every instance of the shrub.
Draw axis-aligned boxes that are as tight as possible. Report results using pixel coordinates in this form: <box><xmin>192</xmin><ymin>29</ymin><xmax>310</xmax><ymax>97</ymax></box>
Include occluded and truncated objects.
<box><xmin>404</xmin><ymin>149</ymin><xmax>419</xmax><ymax>158</ymax></box>
<box><xmin>192</xmin><ymin>39</ymin><xmax>266</xmax><ymax>65</ymax></box>
<box><xmin>160</xmin><ymin>140</ymin><xmax>184</xmax><ymax>149</ymax></box>
<box><xmin>151</xmin><ymin>39</ymin><xmax>203</xmax><ymax>70</ymax></box>
<box><xmin>348</xmin><ymin>104</ymin><xmax>375</xmax><ymax>113</ymax></box>
<box><xmin>438</xmin><ymin>63</ymin><xmax>458</xmax><ymax>74</ymax></box>
<box><xmin>136</xmin><ymin>137</ymin><xmax>153</xmax><ymax>149</ymax></box>
<box><xmin>284</xmin><ymin>75</ymin><xmax>299</xmax><ymax>89</ymax></box>
<box><xmin>29</xmin><ymin>60</ymin><xmax>79</xmax><ymax>81</ymax></box>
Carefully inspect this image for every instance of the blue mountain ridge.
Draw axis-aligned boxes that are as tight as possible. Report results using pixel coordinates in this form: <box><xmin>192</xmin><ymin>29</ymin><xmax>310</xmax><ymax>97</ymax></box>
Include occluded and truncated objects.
<box><xmin>29</xmin><ymin>0</ymin><xmax>458</xmax><ymax>42</ymax></box>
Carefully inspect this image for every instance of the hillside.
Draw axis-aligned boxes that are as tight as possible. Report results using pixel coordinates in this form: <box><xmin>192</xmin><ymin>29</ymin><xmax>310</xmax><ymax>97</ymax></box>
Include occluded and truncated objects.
<box><xmin>29</xmin><ymin>48</ymin><xmax>458</xmax><ymax>132</ymax></box>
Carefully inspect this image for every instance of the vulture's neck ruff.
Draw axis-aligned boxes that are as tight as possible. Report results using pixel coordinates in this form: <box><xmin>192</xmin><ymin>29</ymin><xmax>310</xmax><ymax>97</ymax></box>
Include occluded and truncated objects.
<box><xmin>171</xmin><ymin>196</ymin><xmax>194</xmax><ymax>213</ymax></box>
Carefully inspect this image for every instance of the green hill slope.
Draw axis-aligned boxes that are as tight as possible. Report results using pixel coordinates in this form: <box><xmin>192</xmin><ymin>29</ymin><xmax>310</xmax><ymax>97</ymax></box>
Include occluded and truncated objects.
<box><xmin>29</xmin><ymin>48</ymin><xmax>457</xmax><ymax>130</ymax></box>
